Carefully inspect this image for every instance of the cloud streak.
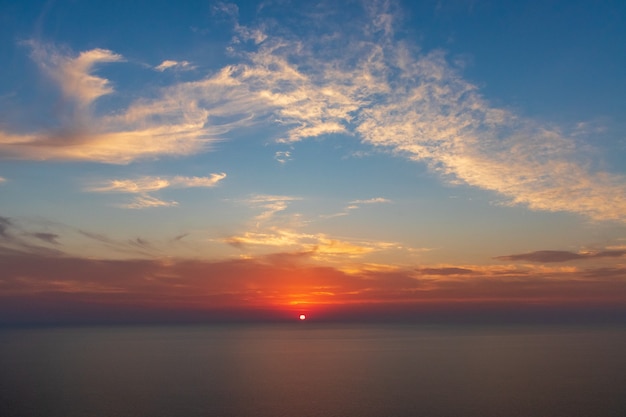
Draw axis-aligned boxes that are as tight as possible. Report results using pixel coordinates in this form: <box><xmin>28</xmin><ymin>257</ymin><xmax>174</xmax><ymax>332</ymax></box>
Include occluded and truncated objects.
<box><xmin>0</xmin><ymin>216</ymin><xmax>63</xmax><ymax>256</ymax></box>
<box><xmin>155</xmin><ymin>60</ymin><xmax>195</xmax><ymax>72</ymax></box>
<box><xmin>242</xmin><ymin>194</ymin><xmax>302</xmax><ymax>223</ymax></box>
<box><xmin>122</xmin><ymin>195</ymin><xmax>179</xmax><ymax>210</ymax></box>
<box><xmin>87</xmin><ymin>173</ymin><xmax>226</xmax><ymax>209</ymax></box>
<box><xmin>88</xmin><ymin>174</ymin><xmax>227</xmax><ymax>193</ymax></box>
<box><xmin>496</xmin><ymin>250</ymin><xmax>626</xmax><ymax>263</ymax></box>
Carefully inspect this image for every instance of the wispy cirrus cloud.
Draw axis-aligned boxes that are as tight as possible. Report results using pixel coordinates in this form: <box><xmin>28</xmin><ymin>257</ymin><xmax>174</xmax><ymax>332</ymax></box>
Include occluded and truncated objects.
<box><xmin>325</xmin><ymin>197</ymin><xmax>392</xmax><ymax>218</ymax></box>
<box><xmin>88</xmin><ymin>173</ymin><xmax>226</xmax><ymax>193</ymax></box>
<box><xmin>86</xmin><ymin>173</ymin><xmax>226</xmax><ymax>209</ymax></box>
<box><xmin>242</xmin><ymin>194</ymin><xmax>302</xmax><ymax>223</ymax></box>
<box><xmin>1</xmin><ymin>2</ymin><xmax>625</xmax><ymax>221</ymax></box>
<box><xmin>122</xmin><ymin>195</ymin><xmax>179</xmax><ymax>210</ymax></box>
<box><xmin>229</xmin><ymin>0</ymin><xmax>625</xmax><ymax>222</ymax></box>
<box><xmin>204</xmin><ymin>0</ymin><xmax>626</xmax><ymax>222</ymax></box>
<box><xmin>346</xmin><ymin>197</ymin><xmax>391</xmax><ymax>210</ymax></box>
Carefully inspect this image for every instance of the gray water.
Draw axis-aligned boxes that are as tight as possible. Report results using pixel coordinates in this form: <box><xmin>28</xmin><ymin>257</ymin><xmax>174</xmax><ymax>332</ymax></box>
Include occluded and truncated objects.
<box><xmin>1</xmin><ymin>324</ymin><xmax>625</xmax><ymax>417</ymax></box>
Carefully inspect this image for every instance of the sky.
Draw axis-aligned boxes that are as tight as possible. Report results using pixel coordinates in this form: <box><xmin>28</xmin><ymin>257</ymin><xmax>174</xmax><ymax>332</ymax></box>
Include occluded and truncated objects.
<box><xmin>1</xmin><ymin>0</ymin><xmax>626</xmax><ymax>324</ymax></box>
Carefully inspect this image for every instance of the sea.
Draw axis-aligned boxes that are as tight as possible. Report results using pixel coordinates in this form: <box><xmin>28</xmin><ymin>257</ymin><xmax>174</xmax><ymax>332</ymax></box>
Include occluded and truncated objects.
<box><xmin>1</xmin><ymin>323</ymin><xmax>625</xmax><ymax>417</ymax></box>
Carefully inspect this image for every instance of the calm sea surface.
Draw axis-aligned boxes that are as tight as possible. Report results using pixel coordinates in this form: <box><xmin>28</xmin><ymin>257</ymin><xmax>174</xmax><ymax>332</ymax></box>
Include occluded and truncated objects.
<box><xmin>1</xmin><ymin>323</ymin><xmax>625</xmax><ymax>417</ymax></box>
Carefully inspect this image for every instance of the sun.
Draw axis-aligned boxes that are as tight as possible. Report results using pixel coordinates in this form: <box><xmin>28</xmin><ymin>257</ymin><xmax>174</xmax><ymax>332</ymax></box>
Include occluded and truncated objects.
<box><xmin>299</xmin><ymin>314</ymin><xmax>306</xmax><ymax>320</ymax></box>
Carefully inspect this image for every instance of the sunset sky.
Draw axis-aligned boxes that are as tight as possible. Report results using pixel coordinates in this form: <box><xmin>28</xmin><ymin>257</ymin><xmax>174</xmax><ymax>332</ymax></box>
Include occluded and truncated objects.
<box><xmin>1</xmin><ymin>0</ymin><xmax>625</xmax><ymax>324</ymax></box>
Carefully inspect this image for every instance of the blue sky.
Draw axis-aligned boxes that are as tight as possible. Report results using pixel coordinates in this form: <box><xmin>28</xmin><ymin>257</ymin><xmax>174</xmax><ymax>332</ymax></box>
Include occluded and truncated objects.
<box><xmin>1</xmin><ymin>0</ymin><xmax>625</xmax><ymax>323</ymax></box>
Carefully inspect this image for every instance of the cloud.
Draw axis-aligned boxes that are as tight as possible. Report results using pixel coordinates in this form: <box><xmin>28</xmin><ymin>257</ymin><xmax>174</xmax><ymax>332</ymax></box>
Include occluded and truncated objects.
<box><xmin>0</xmin><ymin>177</ymin><xmax>6</xmax><ymax>184</ymax></box>
<box><xmin>416</xmin><ymin>267</ymin><xmax>476</xmax><ymax>276</ymax></box>
<box><xmin>31</xmin><ymin>232</ymin><xmax>60</xmax><ymax>245</ymax></box>
<box><xmin>87</xmin><ymin>173</ymin><xmax>226</xmax><ymax>209</ymax></box>
<box><xmin>0</xmin><ymin>44</ymin><xmax>239</xmax><ymax>163</ymax></box>
<box><xmin>89</xmin><ymin>178</ymin><xmax>171</xmax><ymax>193</ymax></box>
<box><xmin>0</xmin><ymin>217</ymin><xmax>203</xmax><ymax>260</ymax></box>
<box><xmin>224</xmin><ymin>228</ymin><xmax>397</xmax><ymax>260</ymax></box>
<box><xmin>0</xmin><ymin>126</ymin><xmax>216</xmax><ymax>164</ymax></box>
<box><xmin>242</xmin><ymin>194</ymin><xmax>302</xmax><ymax>223</ymax></box>
<box><xmin>0</xmin><ymin>216</ymin><xmax>63</xmax><ymax>256</ymax></box>
<box><xmin>234</xmin><ymin>23</ymin><xmax>267</xmax><ymax>45</ymax></box>
<box><xmin>1</xmin><ymin>3</ymin><xmax>625</xmax><ymax>221</ymax></box>
<box><xmin>170</xmin><ymin>174</ymin><xmax>227</xmax><ymax>187</ymax></box>
<box><xmin>274</xmin><ymin>151</ymin><xmax>292</xmax><ymax>164</ymax></box>
<box><xmin>223</xmin><ymin>1</ymin><xmax>626</xmax><ymax>222</ymax></box>
<box><xmin>349</xmin><ymin>198</ymin><xmax>392</xmax><ymax>205</ymax></box>
<box><xmin>324</xmin><ymin>197</ymin><xmax>392</xmax><ymax>218</ymax></box>
<box><xmin>78</xmin><ymin>230</ymin><xmax>159</xmax><ymax>256</ymax></box>
<box><xmin>348</xmin><ymin>46</ymin><xmax>626</xmax><ymax>222</ymax></box>
<box><xmin>88</xmin><ymin>173</ymin><xmax>226</xmax><ymax>193</ymax></box>
<box><xmin>155</xmin><ymin>60</ymin><xmax>195</xmax><ymax>72</ymax></box>
<box><xmin>122</xmin><ymin>195</ymin><xmax>179</xmax><ymax>209</ymax></box>
<box><xmin>128</xmin><ymin>237</ymin><xmax>151</xmax><ymax>248</ymax></box>
<box><xmin>495</xmin><ymin>250</ymin><xmax>626</xmax><ymax>263</ymax></box>
<box><xmin>27</xmin><ymin>42</ymin><xmax>123</xmax><ymax>107</ymax></box>
<box><xmin>211</xmin><ymin>1</ymin><xmax>239</xmax><ymax>19</ymax></box>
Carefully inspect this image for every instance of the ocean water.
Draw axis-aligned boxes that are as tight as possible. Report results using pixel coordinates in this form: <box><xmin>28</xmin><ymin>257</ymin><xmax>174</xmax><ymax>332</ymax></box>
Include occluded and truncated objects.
<box><xmin>1</xmin><ymin>323</ymin><xmax>625</xmax><ymax>417</ymax></box>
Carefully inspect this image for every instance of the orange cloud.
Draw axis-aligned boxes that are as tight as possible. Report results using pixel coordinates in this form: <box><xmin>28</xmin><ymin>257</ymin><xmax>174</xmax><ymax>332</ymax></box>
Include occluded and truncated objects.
<box><xmin>1</xmin><ymin>251</ymin><xmax>625</xmax><ymax>324</ymax></box>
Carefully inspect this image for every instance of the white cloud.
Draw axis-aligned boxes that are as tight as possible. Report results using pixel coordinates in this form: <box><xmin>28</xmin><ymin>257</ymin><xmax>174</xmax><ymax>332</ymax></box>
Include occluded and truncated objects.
<box><xmin>209</xmin><ymin>2</ymin><xmax>626</xmax><ymax>222</ymax></box>
<box><xmin>155</xmin><ymin>60</ymin><xmax>195</xmax><ymax>72</ymax></box>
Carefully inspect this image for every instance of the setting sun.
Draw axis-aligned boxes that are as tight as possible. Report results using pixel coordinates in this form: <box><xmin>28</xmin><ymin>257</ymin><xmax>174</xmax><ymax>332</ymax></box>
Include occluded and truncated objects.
<box><xmin>299</xmin><ymin>314</ymin><xmax>306</xmax><ymax>320</ymax></box>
